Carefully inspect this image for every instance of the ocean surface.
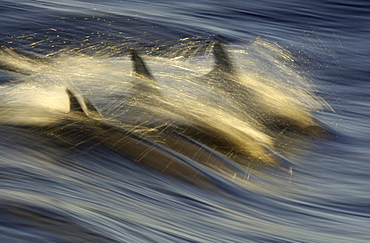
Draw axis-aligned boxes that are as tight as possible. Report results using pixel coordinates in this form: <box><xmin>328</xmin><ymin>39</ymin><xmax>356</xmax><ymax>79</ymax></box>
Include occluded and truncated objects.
<box><xmin>0</xmin><ymin>0</ymin><xmax>369</xmax><ymax>242</ymax></box>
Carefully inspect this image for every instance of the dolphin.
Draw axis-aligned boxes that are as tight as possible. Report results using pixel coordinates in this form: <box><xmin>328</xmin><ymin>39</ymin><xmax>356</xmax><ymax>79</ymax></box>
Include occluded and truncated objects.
<box><xmin>128</xmin><ymin>42</ymin><xmax>290</xmax><ymax>165</ymax></box>
<box><xmin>202</xmin><ymin>41</ymin><xmax>327</xmax><ymax>136</ymax></box>
<box><xmin>7</xmin><ymin>87</ymin><xmax>249</xmax><ymax>191</ymax></box>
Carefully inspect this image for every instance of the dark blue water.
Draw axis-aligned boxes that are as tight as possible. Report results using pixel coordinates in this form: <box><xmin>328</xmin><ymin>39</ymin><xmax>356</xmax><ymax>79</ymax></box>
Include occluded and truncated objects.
<box><xmin>1</xmin><ymin>0</ymin><xmax>369</xmax><ymax>242</ymax></box>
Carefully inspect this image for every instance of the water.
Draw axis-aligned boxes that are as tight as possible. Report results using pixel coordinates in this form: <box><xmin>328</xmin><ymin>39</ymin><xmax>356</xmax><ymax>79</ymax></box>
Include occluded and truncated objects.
<box><xmin>1</xmin><ymin>0</ymin><xmax>369</xmax><ymax>242</ymax></box>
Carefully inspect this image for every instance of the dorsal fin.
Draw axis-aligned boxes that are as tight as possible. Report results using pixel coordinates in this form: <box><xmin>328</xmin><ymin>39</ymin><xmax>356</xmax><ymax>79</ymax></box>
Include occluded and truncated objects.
<box><xmin>66</xmin><ymin>88</ymin><xmax>102</xmax><ymax>119</ymax></box>
<box><xmin>130</xmin><ymin>51</ymin><xmax>155</xmax><ymax>80</ymax></box>
<box><xmin>212</xmin><ymin>40</ymin><xmax>234</xmax><ymax>74</ymax></box>
<box><xmin>66</xmin><ymin>88</ymin><xmax>86</xmax><ymax>115</ymax></box>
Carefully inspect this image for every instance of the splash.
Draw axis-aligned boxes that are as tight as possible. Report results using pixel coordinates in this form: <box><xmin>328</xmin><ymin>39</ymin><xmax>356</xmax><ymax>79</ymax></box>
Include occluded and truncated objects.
<box><xmin>0</xmin><ymin>39</ymin><xmax>329</xmax><ymax>179</ymax></box>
